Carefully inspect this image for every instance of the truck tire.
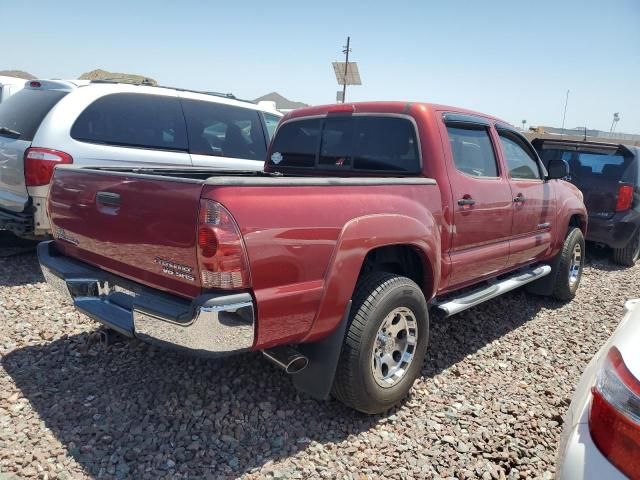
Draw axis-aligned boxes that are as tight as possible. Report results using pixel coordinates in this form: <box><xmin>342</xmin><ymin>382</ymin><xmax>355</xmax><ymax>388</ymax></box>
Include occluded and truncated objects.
<box><xmin>550</xmin><ymin>227</ymin><xmax>585</xmax><ymax>301</ymax></box>
<box><xmin>612</xmin><ymin>232</ymin><xmax>640</xmax><ymax>266</ymax></box>
<box><xmin>332</xmin><ymin>272</ymin><xmax>429</xmax><ymax>414</ymax></box>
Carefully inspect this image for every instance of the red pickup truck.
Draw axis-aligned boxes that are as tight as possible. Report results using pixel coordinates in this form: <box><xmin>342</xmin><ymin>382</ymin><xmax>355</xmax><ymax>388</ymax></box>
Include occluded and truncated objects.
<box><xmin>39</xmin><ymin>102</ymin><xmax>587</xmax><ymax>413</ymax></box>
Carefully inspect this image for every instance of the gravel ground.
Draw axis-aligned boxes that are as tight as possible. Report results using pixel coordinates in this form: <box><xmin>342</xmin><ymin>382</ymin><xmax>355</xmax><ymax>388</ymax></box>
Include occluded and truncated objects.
<box><xmin>0</xmin><ymin>241</ymin><xmax>637</xmax><ymax>480</ymax></box>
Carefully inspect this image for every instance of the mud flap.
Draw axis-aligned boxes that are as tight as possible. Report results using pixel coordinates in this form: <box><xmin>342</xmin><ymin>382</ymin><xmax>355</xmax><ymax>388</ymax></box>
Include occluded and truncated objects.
<box><xmin>292</xmin><ymin>301</ymin><xmax>352</xmax><ymax>400</ymax></box>
<box><xmin>525</xmin><ymin>252</ymin><xmax>561</xmax><ymax>296</ymax></box>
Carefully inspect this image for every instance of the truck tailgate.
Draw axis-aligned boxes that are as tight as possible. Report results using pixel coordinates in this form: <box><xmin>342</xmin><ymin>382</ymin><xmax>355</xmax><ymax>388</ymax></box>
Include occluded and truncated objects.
<box><xmin>48</xmin><ymin>168</ymin><xmax>203</xmax><ymax>298</ymax></box>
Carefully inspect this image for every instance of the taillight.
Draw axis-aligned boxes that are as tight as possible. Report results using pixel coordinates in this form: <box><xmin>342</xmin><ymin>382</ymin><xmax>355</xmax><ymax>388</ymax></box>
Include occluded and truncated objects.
<box><xmin>197</xmin><ymin>199</ymin><xmax>250</xmax><ymax>289</ymax></box>
<box><xmin>24</xmin><ymin>148</ymin><xmax>73</xmax><ymax>187</ymax></box>
<box><xmin>589</xmin><ymin>346</ymin><xmax>640</xmax><ymax>478</ymax></box>
<box><xmin>615</xmin><ymin>184</ymin><xmax>634</xmax><ymax>212</ymax></box>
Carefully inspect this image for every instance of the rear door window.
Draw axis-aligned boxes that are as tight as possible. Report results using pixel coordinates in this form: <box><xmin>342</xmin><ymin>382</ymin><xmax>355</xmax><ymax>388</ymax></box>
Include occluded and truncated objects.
<box><xmin>0</xmin><ymin>89</ymin><xmax>68</xmax><ymax>141</ymax></box>
<box><xmin>269</xmin><ymin>116</ymin><xmax>420</xmax><ymax>173</ymax></box>
<box><xmin>446</xmin><ymin>126</ymin><xmax>498</xmax><ymax>177</ymax></box>
<box><xmin>181</xmin><ymin>99</ymin><xmax>267</xmax><ymax>160</ymax></box>
<box><xmin>71</xmin><ymin>93</ymin><xmax>188</xmax><ymax>151</ymax></box>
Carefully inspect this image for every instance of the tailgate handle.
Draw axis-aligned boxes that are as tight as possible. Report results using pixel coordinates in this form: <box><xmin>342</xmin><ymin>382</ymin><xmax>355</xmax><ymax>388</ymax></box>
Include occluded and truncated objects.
<box><xmin>96</xmin><ymin>191</ymin><xmax>121</xmax><ymax>206</ymax></box>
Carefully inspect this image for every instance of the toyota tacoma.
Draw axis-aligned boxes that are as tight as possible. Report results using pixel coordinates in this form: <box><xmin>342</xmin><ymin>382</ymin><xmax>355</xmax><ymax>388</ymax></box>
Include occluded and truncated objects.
<box><xmin>39</xmin><ymin>102</ymin><xmax>587</xmax><ymax>413</ymax></box>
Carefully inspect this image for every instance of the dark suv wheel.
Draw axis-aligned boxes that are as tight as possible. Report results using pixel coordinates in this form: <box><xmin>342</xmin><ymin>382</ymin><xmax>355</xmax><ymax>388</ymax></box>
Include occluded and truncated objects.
<box><xmin>332</xmin><ymin>272</ymin><xmax>429</xmax><ymax>414</ymax></box>
<box><xmin>612</xmin><ymin>231</ymin><xmax>640</xmax><ymax>266</ymax></box>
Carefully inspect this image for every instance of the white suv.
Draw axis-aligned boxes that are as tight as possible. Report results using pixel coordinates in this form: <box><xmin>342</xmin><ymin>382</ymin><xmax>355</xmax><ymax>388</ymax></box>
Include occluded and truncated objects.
<box><xmin>0</xmin><ymin>80</ymin><xmax>282</xmax><ymax>238</ymax></box>
<box><xmin>0</xmin><ymin>75</ymin><xmax>26</xmax><ymax>104</ymax></box>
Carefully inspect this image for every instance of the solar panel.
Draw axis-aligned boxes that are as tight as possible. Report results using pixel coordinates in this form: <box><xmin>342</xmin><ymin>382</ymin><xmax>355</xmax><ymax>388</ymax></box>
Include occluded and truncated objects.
<box><xmin>332</xmin><ymin>62</ymin><xmax>362</xmax><ymax>86</ymax></box>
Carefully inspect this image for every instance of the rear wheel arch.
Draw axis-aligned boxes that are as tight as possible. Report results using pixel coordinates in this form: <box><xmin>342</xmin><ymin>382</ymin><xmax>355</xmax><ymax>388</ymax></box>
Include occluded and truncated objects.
<box><xmin>569</xmin><ymin>213</ymin><xmax>586</xmax><ymax>235</ymax></box>
<box><xmin>304</xmin><ymin>213</ymin><xmax>440</xmax><ymax>343</ymax></box>
<box><xmin>357</xmin><ymin>244</ymin><xmax>436</xmax><ymax>301</ymax></box>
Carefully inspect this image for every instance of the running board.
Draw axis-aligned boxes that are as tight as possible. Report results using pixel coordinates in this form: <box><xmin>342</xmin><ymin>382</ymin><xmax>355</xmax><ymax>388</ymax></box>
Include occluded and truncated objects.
<box><xmin>433</xmin><ymin>265</ymin><xmax>552</xmax><ymax>317</ymax></box>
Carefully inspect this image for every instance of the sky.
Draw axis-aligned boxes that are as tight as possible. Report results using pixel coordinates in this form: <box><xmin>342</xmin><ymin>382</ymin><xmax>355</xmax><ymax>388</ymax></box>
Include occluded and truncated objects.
<box><xmin>2</xmin><ymin>0</ymin><xmax>639</xmax><ymax>133</ymax></box>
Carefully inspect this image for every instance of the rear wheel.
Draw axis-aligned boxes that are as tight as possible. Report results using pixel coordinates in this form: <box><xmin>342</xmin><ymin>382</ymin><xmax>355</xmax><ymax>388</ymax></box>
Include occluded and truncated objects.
<box><xmin>612</xmin><ymin>231</ymin><xmax>640</xmax><ymax>266</ymax></box>
<box><xmin>332</xmin><ymin>272</ymin><xmax>429</xmax><ymax>414</ymax></box>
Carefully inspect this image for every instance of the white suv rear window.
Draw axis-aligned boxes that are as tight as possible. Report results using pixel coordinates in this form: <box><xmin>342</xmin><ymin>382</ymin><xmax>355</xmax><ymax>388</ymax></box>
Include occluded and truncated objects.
<box><xmin>0</xmin><ymin>89</ymin><xmax>68</xmax><ymax>141</ymax></box>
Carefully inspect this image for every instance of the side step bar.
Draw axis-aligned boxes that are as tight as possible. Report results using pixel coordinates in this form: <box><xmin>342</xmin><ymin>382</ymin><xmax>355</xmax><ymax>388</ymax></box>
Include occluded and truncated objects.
<box><xmin>433</xmin><ymin>265</ymin><xmax>552</xmax><ymax>317</ymax></box>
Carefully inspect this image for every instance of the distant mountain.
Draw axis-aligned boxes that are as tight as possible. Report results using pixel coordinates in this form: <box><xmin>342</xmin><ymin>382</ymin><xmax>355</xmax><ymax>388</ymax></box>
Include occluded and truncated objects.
<box><xmin>0</xmin><ymin>70</ymin><xmax>36</xmax><ymax>80</ymax></box>
<box><xmin>254</xmin><ymin>92</ymin><xmax>308</xmax><ymax>110</ymax></box>
<box><xmin>79</xmin><ymin>69</ymin><xmax>157</xmax><ymax>85</ymax></box>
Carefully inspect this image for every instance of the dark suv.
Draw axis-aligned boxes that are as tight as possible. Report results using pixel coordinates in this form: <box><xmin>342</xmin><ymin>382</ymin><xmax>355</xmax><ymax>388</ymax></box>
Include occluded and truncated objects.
<box><xmin>534</xmin><ymin>139</ymin><xmax>640</xmax><ymax>265</ymax></box>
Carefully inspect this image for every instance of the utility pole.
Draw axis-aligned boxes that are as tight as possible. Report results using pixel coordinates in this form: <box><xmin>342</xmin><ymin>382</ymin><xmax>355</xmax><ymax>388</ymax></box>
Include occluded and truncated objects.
<box><xmin>521</xmin><ymin>120</ymin><xmax>527</xmax><ymax>131</ymax></box>
<box><xmin>342</xmin><ymin>37</ymin><xmax>351</xmax><ymax>103</ymax></box>
<box><xmin>560</xmin><ymin>89</ymin><xmax>570</xmax><ymax>137</ymax></box>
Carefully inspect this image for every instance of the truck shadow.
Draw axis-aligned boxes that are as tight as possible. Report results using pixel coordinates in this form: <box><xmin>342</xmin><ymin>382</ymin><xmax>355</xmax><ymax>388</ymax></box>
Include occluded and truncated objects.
<box><xmin>2</xmin><ymin>286</ymin><xmax>559</xmax><ymax>478</ymax></box>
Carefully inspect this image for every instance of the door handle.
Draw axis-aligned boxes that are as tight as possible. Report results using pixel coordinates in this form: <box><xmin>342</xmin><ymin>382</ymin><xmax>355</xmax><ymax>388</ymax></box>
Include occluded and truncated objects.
<box><xmin>513</xmin><ymin>194</ymin><xmax>526</xmax><ymax>204</ymax></box>
<box><xmin>96</xmin><ymin>191</ymin><xmax>121</xmax><ymax>207</ymax></box>
<box><xmin>457</xmin><ymin>197</ymin><xmax>476</xmax><ymax>206</ymax></box>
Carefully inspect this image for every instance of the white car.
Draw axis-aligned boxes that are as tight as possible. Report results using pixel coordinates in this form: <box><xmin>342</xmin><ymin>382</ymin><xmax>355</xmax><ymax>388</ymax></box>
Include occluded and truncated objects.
<box><xmin>0</xmin><ymin>80</ymin><xmax>282</xmax><ymax>238</ymax></box>
<box><xmin>0</xmin><ymin>75</ymin><xmax>26</xmax><ymax>103</ymax></box>
<box><xmin>557</xmin><ymin>298</ymin><xmax>640</xmax><ymax>479</ymax></box>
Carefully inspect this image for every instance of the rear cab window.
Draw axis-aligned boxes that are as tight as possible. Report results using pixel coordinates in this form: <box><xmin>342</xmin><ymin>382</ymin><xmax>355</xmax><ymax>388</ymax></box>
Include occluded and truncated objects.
<box><xmin>0</xmin><ymin>88</ymin><xmax>68</xmax><ymax>141</ymax></box>
<box><xmin>269</xmin><ymin>115</ymin><xmax>420</xmax><ymax>173</ymax></box>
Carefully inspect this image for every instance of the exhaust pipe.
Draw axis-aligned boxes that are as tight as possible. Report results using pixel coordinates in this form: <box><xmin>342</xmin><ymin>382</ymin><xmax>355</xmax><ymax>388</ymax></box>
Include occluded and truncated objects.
<box><xmin>263</xmin><ymin>346</ymin><xmax>309</xmax><ymax>374</ymax></box>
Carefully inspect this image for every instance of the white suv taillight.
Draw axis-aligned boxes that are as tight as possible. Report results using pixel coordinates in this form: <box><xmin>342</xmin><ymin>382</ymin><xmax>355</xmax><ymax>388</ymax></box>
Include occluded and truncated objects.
<box><xmin>196</xmin><ymin>199</ymin><xmax>251</xmax><ymax>289</ymax></box>
<box><xmin>589</xmin><ymin>346</ymin><xmax>640</xmax><ymax>478</ymax></box>
<box><xmin>24</xmin><ymin>147</ymin><xmax>73</xmax><ymax>186</ymax></box>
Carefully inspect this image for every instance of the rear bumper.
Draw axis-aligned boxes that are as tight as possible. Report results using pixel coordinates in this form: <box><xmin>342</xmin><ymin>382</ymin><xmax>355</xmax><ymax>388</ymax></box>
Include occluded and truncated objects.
<box><xmin>0</xmin><ymin>206</ymin><xmax>34</xmax><ymax>238</ymax></box>
<box><xmin>586</xmin><ymin>209</ymin><xmax>640</xmax><ymax>248</ymax></box>
<box><xmin>38</xmin><ymin>241</ymin><xmax>255</xmax><ymax>356</ymax></box>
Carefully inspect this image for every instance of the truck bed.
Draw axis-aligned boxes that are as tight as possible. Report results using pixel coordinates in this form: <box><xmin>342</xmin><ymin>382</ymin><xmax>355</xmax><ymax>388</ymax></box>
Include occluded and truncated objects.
<box><xmin>47</xmin><ymin>165</ymin><xmax>441</xmax><ymax>348</ymax></box>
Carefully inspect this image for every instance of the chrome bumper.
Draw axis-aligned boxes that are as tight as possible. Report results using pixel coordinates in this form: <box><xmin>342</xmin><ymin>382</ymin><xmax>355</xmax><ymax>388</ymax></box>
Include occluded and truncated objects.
<box><xmin>134</xmin><ymin>302</ymin><xmax>254</xmax><ymax>354</ymax></box>
<box><xmin>39</xmin><ymin>242</ymin><xmax>255</xmax><ymax>356</ymax></box>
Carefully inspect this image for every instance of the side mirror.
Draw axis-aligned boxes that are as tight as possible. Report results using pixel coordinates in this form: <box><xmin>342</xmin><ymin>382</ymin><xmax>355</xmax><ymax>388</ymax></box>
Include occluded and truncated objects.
<box><xmin>546</xmin><ymin>159</ymin><xmax>570</xmax><ymax>180</ymax></box>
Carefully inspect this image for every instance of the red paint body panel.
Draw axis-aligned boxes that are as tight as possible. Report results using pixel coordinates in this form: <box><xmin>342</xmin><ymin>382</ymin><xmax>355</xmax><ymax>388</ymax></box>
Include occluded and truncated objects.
<box><xmin>46</xmin><ymin>101</ymin><xmax>588</xmax><ymax>352</ymax></box>
<box><xmin>48</xmin><ymin>169</ymin><xmax>203</xmax><ymax>298</ymax></box>
<box><xmin>204</xmin><ymin>184</ymin><xmax>442</xmax><ymax>348</ymax></box>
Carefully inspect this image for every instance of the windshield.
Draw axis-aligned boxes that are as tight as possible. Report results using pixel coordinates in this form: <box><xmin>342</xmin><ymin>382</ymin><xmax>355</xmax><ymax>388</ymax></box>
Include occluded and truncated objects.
<box><xmin>0</xmin><ymin>88</ymin><xmax>68</xmax><ymax>141</ymax></box>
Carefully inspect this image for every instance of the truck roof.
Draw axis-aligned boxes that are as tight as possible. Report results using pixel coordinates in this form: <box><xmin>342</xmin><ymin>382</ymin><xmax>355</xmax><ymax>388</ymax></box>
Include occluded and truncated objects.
<box><xmin>284</xmin><ymin>101</ymin><xmax>509</xmax><ymax>126</ymax></box>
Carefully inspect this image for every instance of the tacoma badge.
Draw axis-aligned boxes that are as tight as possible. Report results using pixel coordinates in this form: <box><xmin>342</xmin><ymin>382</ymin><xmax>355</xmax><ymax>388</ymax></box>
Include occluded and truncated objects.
<box><xmin>153</xmin><ymin>257</ymin><xmax>195</xmax><ymax>282</ymax></box>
